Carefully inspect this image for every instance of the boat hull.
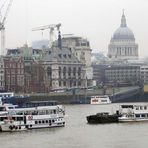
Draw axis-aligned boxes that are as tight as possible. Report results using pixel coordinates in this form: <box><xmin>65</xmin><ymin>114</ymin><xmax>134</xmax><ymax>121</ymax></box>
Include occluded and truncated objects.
<box><xmin>86</xmin><ymin>114</ymin><xmax>119</xmax><ymax>124</ymax></box>
<box><xmin>1</xmin><ymin>123</ymin><xmax>26</xmax><ymax>132</ymax></box>
<box><xmin>118</xmin><ymin>117</ymin><xmax>148</xmax><ymax>122</ymax></box>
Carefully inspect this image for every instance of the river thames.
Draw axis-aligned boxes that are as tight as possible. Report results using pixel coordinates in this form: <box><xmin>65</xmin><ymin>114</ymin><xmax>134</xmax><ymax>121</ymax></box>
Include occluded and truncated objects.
<box><xmin>1</xmin><ymin>103</ymin><xmax>148</xmax><ymax>148</ymax></box>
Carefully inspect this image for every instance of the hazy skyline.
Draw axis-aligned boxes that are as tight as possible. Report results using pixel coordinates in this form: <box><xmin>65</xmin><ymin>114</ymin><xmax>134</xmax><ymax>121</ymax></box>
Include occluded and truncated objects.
<box><xmin>1</xmin><ymin>0</ymin><xmax>148</xmax><ymax>58</ymax></box>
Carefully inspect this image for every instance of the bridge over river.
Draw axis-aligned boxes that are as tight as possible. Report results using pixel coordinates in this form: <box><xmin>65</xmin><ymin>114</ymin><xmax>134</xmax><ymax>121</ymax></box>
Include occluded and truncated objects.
<box><xmin>27</xmin><ymin>86</ymin><xmax>143</xmax><ymax>104</ymax></box>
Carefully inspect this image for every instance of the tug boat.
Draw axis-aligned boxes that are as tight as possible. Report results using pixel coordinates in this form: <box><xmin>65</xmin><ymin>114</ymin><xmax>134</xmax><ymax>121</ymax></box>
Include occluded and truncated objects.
<box><xmin>0</xmin><ymin>105</ymin><xmax>65</xmax><ymax>132</ymax></box>
<box><xmin>118</xmin><ymin>104</ymin><xmax>148</xmax><ymax>122</ymax></box>
<box><xmin>86</xmin><ymin>112</ymin><xmax>119</xmax><ymax>124</ymax></box>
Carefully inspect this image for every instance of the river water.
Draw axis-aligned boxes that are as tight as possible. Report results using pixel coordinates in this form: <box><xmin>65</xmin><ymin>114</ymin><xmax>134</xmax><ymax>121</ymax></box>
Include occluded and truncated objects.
<box><xmin>1</xmin><ymin>103</ymin><xmax>148</xmax><ymax>148</ymax></box>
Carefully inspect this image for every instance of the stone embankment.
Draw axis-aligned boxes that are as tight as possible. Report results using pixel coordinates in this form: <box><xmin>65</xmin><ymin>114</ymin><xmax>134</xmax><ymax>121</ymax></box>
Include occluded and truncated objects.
<box><xmin>25</xmin><ymin>86</ymin><xmax>142</xmax><ymax>104</ymax></box>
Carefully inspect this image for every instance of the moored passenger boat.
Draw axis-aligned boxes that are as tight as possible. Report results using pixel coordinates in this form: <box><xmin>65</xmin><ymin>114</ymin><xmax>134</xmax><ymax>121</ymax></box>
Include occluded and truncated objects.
<box><xmin>118</xmin><ymin>104</ymin><xmax>148</xmax><ymax>122</ymax></box>
<box><xmin>90</xmin><ymin>95</ymin><xmax>111</xmax><ymax>105</ymax></box>
<box><xmin>0</xmin><ymin>104</ymin><xmax>65</xmax><ymax>132</ymax></box>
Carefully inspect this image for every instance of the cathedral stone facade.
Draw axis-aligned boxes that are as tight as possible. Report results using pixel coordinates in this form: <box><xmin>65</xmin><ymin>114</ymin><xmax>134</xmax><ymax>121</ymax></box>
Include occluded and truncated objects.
<box><xmin>108</xmin><ymin>12</ymin><xmax>138</xmax><ymax>60</ymax></box>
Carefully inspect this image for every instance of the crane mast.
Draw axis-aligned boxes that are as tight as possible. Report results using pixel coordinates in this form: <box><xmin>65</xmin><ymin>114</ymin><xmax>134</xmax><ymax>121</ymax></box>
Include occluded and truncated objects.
<box><xmin>32</xmin><ymin>23</ymin><xmax>61</xmax><ymax>48</ymax></box>
<box><xmin>0</xmin><ymin>0</ymin><xmax>13</xmax><ymax>56</ymax></box>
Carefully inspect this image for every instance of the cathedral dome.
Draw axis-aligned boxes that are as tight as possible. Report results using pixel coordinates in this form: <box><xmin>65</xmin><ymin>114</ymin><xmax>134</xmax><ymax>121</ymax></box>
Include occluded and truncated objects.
<box><xmin>112</xmin><ymin>12</ymin><xmax>135</xmax><ymax>40</ymax></box>
<box><xmin>113</xmin><ymin>27</ymin><xmax>135</xmax><ymax>40</ymax></box>
<box><xmin>108</xmin><ymin>11</ymin><xmax>138</xmax><ymax>60</ymax></box>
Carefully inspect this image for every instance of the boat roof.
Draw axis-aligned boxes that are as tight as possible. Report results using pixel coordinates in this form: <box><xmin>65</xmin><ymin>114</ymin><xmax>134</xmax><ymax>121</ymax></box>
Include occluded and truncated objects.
<box><xmin>9</xmin><ymin>105</ymin><xmax>61</xmax><ymax>112</ymax></box>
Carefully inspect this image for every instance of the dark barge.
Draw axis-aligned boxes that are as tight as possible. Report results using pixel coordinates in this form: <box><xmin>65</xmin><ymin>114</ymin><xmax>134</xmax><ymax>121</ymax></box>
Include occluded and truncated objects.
<box><xmin>86</xmin><ymin>112</ymin><xmax>120</xmax><ymax>124</ymax></box>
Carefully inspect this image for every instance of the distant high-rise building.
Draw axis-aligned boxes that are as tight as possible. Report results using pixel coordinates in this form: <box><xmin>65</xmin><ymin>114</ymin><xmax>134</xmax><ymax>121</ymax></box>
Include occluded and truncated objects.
<box><xmin>108</xmin><ymin>11</ymin><xmax>138</xmax><ymax>60</ymax></box>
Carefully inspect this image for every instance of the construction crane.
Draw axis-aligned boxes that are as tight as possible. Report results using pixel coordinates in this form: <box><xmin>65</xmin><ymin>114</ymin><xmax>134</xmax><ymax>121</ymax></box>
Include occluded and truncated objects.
<box><xmin>0</xmin><ymin>0</ymin><xmax>7</xmax><ymax>20</ymax></box>
<box><xmin>0</xmin><ymin>0</ymin><xmax>13</xmax><ymax>55</ymax></box>
<box><xmin>32</xmin><ymin>23</ymin><xmax>61</xmax><ymax>48</ymax></box>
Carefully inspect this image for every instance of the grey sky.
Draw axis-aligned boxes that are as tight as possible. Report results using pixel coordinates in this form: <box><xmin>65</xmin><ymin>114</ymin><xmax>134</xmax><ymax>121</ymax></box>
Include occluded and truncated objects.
<box><xmin>2</xmin><ymin>0</ymin><xmax>148</xmax><ymax>58</ymax></box>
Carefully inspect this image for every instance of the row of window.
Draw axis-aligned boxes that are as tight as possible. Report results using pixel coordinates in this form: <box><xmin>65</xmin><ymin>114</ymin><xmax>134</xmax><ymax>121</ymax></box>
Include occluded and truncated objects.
<box><xmin>135</xmin><ymin>114</ymin><xmax>148</xmax><ymax>118</ymax></box>
<box><xmin>17</xmin><ymin>110</ymin><xmax>57</xmax><ymax>116</ymax></box>
<box><xmin>135</xmin><ymin>106</ymin><xmax>148</xmax><ymax>110</ymax></box>
<box><xmin>58</xmin><ymin>54</ymin><xmax>71</xmax><ymax>59</ymax></box>
<box><xmin>34</xmin><ymin>118</ymin><xmax>63</xmax><ymax>125</ymax></box>
<box><xmin>59</xmin><ymin>81</ymin><xmax>81</xmax><ymax>87</ymax></box>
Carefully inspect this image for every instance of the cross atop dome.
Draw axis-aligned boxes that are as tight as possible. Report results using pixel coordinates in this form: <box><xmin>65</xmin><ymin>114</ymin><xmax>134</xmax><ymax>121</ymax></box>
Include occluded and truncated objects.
<box><xmin>121</xmin><ymin>9</ymin><xmax>127</xmax><ymax>27</ymax></box>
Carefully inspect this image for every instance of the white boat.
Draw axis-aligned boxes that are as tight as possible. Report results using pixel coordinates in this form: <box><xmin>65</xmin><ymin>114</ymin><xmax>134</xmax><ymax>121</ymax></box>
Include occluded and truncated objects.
<box><xmin>0</xmin><ymin>92</ymin><xmax>14</xmax><ymax>99</ymax></box>
<box><xmin>0</xmin><ymin>105</ymin><xmax>65</xmax><ymax>132</ymax></box>
<box><xmin>118</xmin><ymin>104</ymin><xmax>148</xmax><ymax>122</ymax></box>
<box><xmin>90</xmin><ymin>95</ymin><xmax>111</xmax><ymax>105</ymax></box>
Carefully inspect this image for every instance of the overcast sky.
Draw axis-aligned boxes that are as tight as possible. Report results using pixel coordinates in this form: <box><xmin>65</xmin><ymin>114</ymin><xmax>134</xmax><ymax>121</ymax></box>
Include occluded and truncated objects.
<box><xmin>1</xmin><ymin>0</ymin><xmax>148</xmax><ymax>58</ymax></box>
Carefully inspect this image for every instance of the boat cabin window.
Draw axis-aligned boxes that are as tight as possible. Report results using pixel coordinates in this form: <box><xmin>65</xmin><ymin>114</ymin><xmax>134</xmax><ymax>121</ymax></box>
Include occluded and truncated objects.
<box><xmin>8</xmin><ymin>107</ymin><xmax>15</xmax><ymax>109</ymax></box>
<box><xmin>26</xmin><ymin>101</ymin><xmax>58</xmax><ymax>107</ymax></box>
<box><xmin>24</xmin><ymin>111</ymin><xmax>32</xmax><ymax>115</ymax></box>
<box><xmin>38</xmin><ymin>110</ymin><xmax>46</xmax><ymax>115</ymax></box>
<box><xmin>144</xmin><ymin>106</ymin><xmax>147</xmax><ymax>110</ymax></box>
<box><xmin>32</xmin><ymin>111</ymin><xmax>38</xmax><ymax>115</ymax></box>
<box><xmin>0</xmin><ymin>107</ymin><xmax>6</xmax><ymax>111</ymax></box>
<box><xmin>0</xmin><ymin>116</ymin><xmax>7</xmax><ymax>121</ymax></box>
<box><xmin>92</xmin><ymin>99</ymin><xmax>98</xmax><ymax>102</ymax></box>
<box><xmin>16</xmin><ymin>117</ymin><xmax>23</xmax><ymax>121</ymax></box>
<box><xmin>17</xmin><ymin>112</ymin><xmax>23</xmax><ymax>115</ymax></box>
<box><xmin>53</xmin><ymin>110</ymin><xmax>56</xmax><ymax>114</ymax></box>
<box><xmin>101</xmin><ymin>100</ymin><xmax>107</xmax><ymax>102</ymax></box>
<box><xmin>140</xmin><ymin>106</ymin><xmax>143</xmax><ymax>110</ymax></box>
<box><xmin>141</xmin><ymin>114</ymin><xmax>146</xmax><ymax>118</ymax></box>
<box><xmin>135</xmin><ymin>114</ymin><xmax>140</xmax><ymax>118</ymax></box>
<box><xmin>121</xmin><ymin>105</ymin><xmax>133</xmax><ymax>109</ymax></box>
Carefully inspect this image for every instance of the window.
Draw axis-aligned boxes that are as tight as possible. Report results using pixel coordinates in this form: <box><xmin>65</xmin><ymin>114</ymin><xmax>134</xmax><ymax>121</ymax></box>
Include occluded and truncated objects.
<box><xmin>135</xmin><ymin>114</ymin><xmax>140</xmax><ymax>118</ymax></box>
<box><xmin>78</xmin><ymin>81</ymin><xmax>81</xmax><ymax>86</ymax></box>
<box><xmin>73</xmin><ymin>67</ymin><xmax>76</xmax><ymax>76</ymax></box>
<box><xmin>68</xmin><ymin>67</ymin><xmax>71</xmax><ymax>77</ymax></box>
<box><xmin>47</xmin><ymin>67</ymin><xmax>52</xmax><ymax>76</ymax></box>
<box><xmin>68</xmin><ymin>55</ymin><xmax>71</xmax><ymax>58</ymax></box>
<box><xmin>63</xmin><ymin>81</ymin><xmax>66</xmax><ymax>86</ymax></box>
<box><xmin>63</xmin><ymin>67</ymin><xmax>66</xmax><ymax>72</ymax></box>
<box><xmin>63</xmin><ymin>54</ymin><xmax>67</xmax><ymax>58</ymax></box>
<box><xmin>141</xmin><ymin>114</ymin><xmax>146</xmax><ymax>118</ymax></box>
<box><xmin>58</xmin><ymin>54</ymin><xmax>62</xmax><ymax>58</ymax></box>
<box><xmin>11</xmin><ymin>76</ymin><xmax>15</xmax><ymax>85</ymax></box>
<box><xmin>59</xmin><ymin>81</ymin><xmax>61</xmax><ymax>86</ymax></box>
<box><xmin>63</xmin><ymin>67</ymin><xmax>66</xmax><ymax>77</ymax></box>
<box><xmin>78</xmin><ymin>67</ymin><xmax>81</xmax><ymax>76</ymax></box>
<box><xmin>59</xmin><ymin>67</ymin><xmax>61</xmax><ymax>77</ymax></box>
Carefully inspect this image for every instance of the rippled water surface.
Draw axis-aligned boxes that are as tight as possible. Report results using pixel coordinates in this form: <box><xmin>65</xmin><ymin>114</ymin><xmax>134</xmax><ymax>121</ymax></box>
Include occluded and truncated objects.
<box><xmin>1</xmin><ymin>103</ymin><xmax>148</xmax><ymax>148</ymax></box>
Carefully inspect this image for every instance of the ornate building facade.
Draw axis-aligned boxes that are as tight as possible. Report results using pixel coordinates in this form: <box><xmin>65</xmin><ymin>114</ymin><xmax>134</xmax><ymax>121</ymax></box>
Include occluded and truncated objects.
<box><xmin>42</xmin><ymin>46</ymin><xmax>85</xmax><ymax>90</ymax></box>
<box><xmin>108</xmin><ymin>12</ymin><xmax>138</xmax><ymax>60</ymax></box>
<box><xmin>61</xmin><ymin>35</ymin><xmax>93</xmax><ymax>86</ymax></box>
